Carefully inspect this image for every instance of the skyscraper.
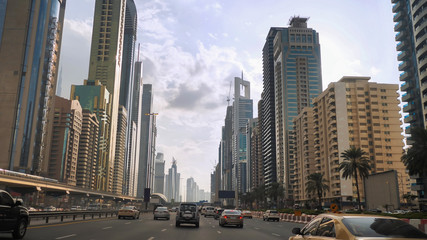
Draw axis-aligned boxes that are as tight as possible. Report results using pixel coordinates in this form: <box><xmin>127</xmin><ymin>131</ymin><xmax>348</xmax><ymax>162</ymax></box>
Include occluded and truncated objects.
<box><xmin>391</xmin><ymin>0</ymin><xmax>427</xmax><ymax>209</ymax></box>
<box><xmin>392</xmin><ymin>0</ymin><xmax>427</xmax><ymax>131</ymax></box>
<box><xmin>137</xmin><ymin>84</ymin><xmax>155</xmax><ymax>197</ymax></box>
<box><xmin>113</xmin><ymin>105</ymin><xmax>127</xmax><ymax>194</ymax></box>
<box><xmin>71</xmin><ymin>80</ymin><xmax>111</xmax><ymax>191</ymax></box>
<box><xmin>220</xmin><ymin>106</ymin><xmax>233</xmax><ymax>193</ymax></box>
<box><xmin>261</xmin><ymin>27</ymin><xmax>284</xmax><ymax>190</ymax></box>
<box><xmin>48</xmin><ymin>96</ymin><xmax>82</xmax><ymax>186</ymax></box>
<box><xmin>87</xmin><ymin>0</ymin><xmax>126</xmax><ymax>192</ymax></box>
<box><xmin>273</xmin><ymin>17</ymin><xmax>322</xmax><ymax>200</ymax></box>
<box><xmin>119</xmin><ymin>0</ymin><xmax>139</xmax><ymax>196</ymax></box>
<box><xmin>165</xmin><ymin>159</ymin><xmax>180</xmax><ymax>202</ymax></box>
<box><xmin>186</xmin><ymin>177</ymin><xmax>195</xmax><ymax>202</ymax></box>
<box><xmin>154</xmin><ymin>153</ymin><xmax>165</xmax><ymax>194</ymax></box>
<box><xmin>0</xmin><ymin>0</ymin><xmax>67</xmax><ymax>175</ymax></box>
<box><xmin>232</xmin><ymin>76</ymin><xmax>253</xmax><ymax>194</ymax></box>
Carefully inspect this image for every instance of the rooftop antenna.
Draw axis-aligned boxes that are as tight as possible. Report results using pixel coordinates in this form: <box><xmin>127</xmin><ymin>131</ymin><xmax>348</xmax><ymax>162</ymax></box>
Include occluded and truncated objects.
<box><xmin>226</xmin><ymin>81</ymin><xmax>232</xmax><ymax>106</ymax></box>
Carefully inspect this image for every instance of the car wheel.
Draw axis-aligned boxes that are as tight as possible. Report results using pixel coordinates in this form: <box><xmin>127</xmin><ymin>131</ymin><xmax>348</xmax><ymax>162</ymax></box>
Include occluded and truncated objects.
<box><xmin>176</xmin><ymin>222</ymin><xmax>180</xmax><ymax>227</ymax></box>
<box><xmin>239</xmin><ymin>224</ymin><xmax>243</xmax><ymax>228</ymax></box>
<box><xmin>154</xmin><ymin>217</ymin><xmax>156</xmax><ymax>220</ymax></box>
<box><xmin>118</xmin><ymin>216</ymin><xmax>121</xmax><ymax>219</ymax></box>
<box><xmin>137</xmin><ymin>214</ymin><xmax>140</xmax><ymax>219</ymax></box>
<box><xmin>195</xmin><ymin>222</ymin><xmax>199</xmax><ymax>228</ymax></box>
<box><xmin>12</xmin><ymin>218</ymin><xmax>27</xmax><ymax>239</ymax></box>
<box><xmin>167</xmin><ymin>218</ymin><xmax>170</xmax><ymax>220</ymax></box>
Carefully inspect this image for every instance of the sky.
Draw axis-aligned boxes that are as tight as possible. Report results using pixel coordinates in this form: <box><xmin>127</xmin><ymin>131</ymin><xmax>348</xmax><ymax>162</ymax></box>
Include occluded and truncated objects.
<box><xmin>59</xmin><ymin>0</ymin><xmax>401</xmax><ymax>193</ymax></box>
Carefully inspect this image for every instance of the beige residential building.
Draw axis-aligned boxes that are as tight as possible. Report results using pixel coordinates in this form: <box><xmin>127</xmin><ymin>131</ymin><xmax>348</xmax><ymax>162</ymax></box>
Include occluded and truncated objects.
<box><xmin>294</xmin><ymin>77</ymin><xmax>411</xmax><ymax>205</ymax></box>
<box><xmin>76</xmin><ymin>109</ymin><xmax>99</xmax><ymax>190</ymax></box>
<box><xmin>113</xmin><ymin>105</ymin><xmax>127</xmax><ymax>194</ymax></box>
<box><xmin>293</xmin><ymin>107</ymin><xmax>317</xmax><ymax>202</ymax></box>
<box><xmin>48</xmin><ymin>96</ymin><xmax>82</xmax><ymax>186</ymax></box>
<box><xmin>302</xmin><ymin>76</ymin><xmax>412</xmax><ymax>206</ymax></box>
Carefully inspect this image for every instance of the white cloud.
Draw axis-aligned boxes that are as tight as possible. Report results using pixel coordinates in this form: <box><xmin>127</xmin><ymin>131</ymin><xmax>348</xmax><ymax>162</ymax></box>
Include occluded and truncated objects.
<box><xmin>370</xmin><ymin>66</ymin><xmax>381</xmax><ymax>76</ymax></box>
<box><xmin>64</xmin><ymin>19</ymin><xmax>92</xmax><ymax>41</ymax></box>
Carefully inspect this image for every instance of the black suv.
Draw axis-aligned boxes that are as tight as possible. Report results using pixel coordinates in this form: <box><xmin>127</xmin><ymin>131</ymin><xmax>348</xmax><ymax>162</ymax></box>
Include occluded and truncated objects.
<box><xmin>175</xmin><ymin>203</ymin><xmax>199</xmax><ymax>227</ymax></box>
<box><xmin>0</xmin><ymin>190</ymin><xmax>29</xmax><ymax>239</ymax></box>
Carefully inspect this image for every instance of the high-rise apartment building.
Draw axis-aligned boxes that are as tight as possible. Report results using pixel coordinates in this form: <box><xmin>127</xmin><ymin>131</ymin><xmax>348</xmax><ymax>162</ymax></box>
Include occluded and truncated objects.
<box><xmin>273</xmin><ymin>17</ymin><xmax>323</xmax><ymax>199</ymax></box>
<box><xmin>186</xmin><ymin>177</ymin><xmax>195</xmax><ymax>202</ymax></box>
<box><xmin>76</xmin><ymin>109</ymin><xmax>99</xmax><ymax>189</ymax></box>
<box><xmin>165</xmin><ymin>159</ymin><xmax>180</xmax><ymax>202</ymax></box>
<box><xmin>154</xmin><ymin>153</ymin><xmax>165</xmax><ymax>194</ymax></box>
<box><xmin>220</xmin><ymin>106</ymin><xmax>233</xmax><ymax>192</ymax></box>
<box><xmin>249</xmin><ymin>117</ymin><xmax>263</xmax><ymax>190</ymax></box>
<box><xmin>391</xmin><ymin>0</ymin><xmax>427</xmax><ymax>210</ymax></box>
<box><xmin>48</xmin><ymin>96</ymin><xmax>82</xmax><ymax>186</ymax></box>
<box><xmin>137</xmin><ymin>84</ymin><xmax>155</xmax><ymax>197</ymax></box>
<box><xmin>246</xmin><ymin>118</ymin><xmax>258</xmax><ymax>191</ymax></box>
<box><xmin>87</xmin><ymin>0</ymin><xmax>126</xmax><ymax>192</ymax></box>
<box><xmin>262</xmin><ymin>27</ymin><xmax>285</xmax><ymax>190</ymax></box>
<box><xmin>71</xmin><ymin>80</ymin><xmax>111</xmax><ymax>191</ymax></box>
<box><xmin>0</xmin><ymin>0</ymin><xmax>66</xmax><ymax>175</ymax></box>
<box><xmin>232</xmin><ymin>77</ymin><xmax>253</xmax><ymax>194</ymax></box>
<box><xmin>307</xmin><ymin>77</ymin><xmax>412</xmax><ymax>205</ymax></box>
<box><xmin>293</xmin><ymin>107</ymin><xmax>316</xmax><ymax>202</ymax></box>
<box><xmin>113</xmin><ymin>105</ymin><xmax>127</xmax><ymax>194</ymax></box>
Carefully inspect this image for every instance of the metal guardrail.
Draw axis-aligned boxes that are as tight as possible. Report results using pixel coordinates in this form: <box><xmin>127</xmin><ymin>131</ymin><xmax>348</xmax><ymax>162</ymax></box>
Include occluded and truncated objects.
<box><xmin>29</xmin><ymin>210</ymin><xmax>154</xmax><ymax>225</ymax></box>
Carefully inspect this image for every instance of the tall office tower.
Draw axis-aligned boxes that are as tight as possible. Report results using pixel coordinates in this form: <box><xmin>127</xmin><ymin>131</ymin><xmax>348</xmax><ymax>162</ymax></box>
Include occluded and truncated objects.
<box><xmin>391</xmin><ymin>0</ymin><xmax>427</xmax><ymax>210</ymax></box>
<box><xmin>273</xmin><ymin>17</ymin><xmax>322</xmax><ymax>200</ymax></box>
<box><xmin>187</xmin><ymin>177</ymin><xmax>195</xmax><ymax>202</ymax></box>
<box><xmin>123</xmin><ymin>60</ymin><xmax>142</xmax><ymax>196</ymax></box>
<box><xmin>154</xmin><ymin>153</ymin><xmax>165</xmax><ymax>194</ymax></box>
<box><xmin>220</xmin><ymin>106</ymin><xmax>233</xmax><ymax>192</ymax></box>
<box><xmin>165</xmin><ymin>159</ymin><xmax>180</xmax><ymax>202</ymax></box>
<box><xmin>119</xmin><ymin>0</ymin><xmax>138</xmax><ymax>196</ymax></box>
<box><xmin>87</xmin><ymin>0</ymin><xmax>126</xmax><ymax>192</ymax></box>
<box><xmin>249</xmin><ymin>117</ymin><xmax>263</xmax><ymax>190</ymax></box>
<box><xmin>76</xmin><ymin>109</ymin><xmax>99</xmax><ymax>189</ymax></box>
<box><xmin>137</xmin><ymin>84</ymin><xmax>155</xmax><ymax>197</ymax></box>
<box><xmin>113</xmin><ymin>105</ymin><xmax>127</xmax><ymax>194</ymax></box>
<box><xmin>293</xmin><ymin>107</ymin><xmax>316</xmax><ymax>202</ymax></box>
<box><xmin>232</xmin><ymin>77</ymin><xmax>253</xmax><ymax>195</ymax></box>
<box><xmin>246</xmin><ymin>118</ymin><xmax>258</xmax><ymax>191</ymax></box>
<box><xmin>212</xmin><ymin>163</ymin><xmax>221</xmax><ymax>203</ymax></box>
<box><xmin>48</xmin><ymin>96</ymin><xmax>82</xmax><ymax>186</ymax></box>
<box><xmin>71</xmin><ymin>80</ymin><xmax>111</xmax><ymax>191</ymax></box>
<box><xmin>311</xmin><ymin>76</ymin><xmax>412</xmax><ymax>205</ymax></box>
<box><xmin>0</xmin><ymin>0</ymin><xmax>66</xmax><ymax>174</ymax></box>
<box><xmin>261</xmin><ymin>27</ymin><xmax>285</xmax><ymax>190</ymax></box>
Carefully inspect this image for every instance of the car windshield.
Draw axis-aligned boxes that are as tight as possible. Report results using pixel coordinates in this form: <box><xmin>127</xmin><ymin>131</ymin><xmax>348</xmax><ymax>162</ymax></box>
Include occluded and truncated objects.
<box><xmin>342</xmin><ymin>218</ymin><xmax>427</xmax><ymax>238</ymax></box>
<box><xmin>269</xmin><ymin>210</ymin><xmax>278</xmax><ymax>213</ymax></box>
<box><xmin>122</xmin><ymin>206</ymin><xmax>134</xmax><ymax>210</ymax></box>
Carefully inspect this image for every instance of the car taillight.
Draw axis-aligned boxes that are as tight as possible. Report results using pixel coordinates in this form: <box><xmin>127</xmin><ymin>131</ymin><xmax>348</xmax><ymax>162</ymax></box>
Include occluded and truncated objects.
<box><xmin>224</xmin><ymin>216</ymin><xmax>227</xmax><ymax>219</ymax></box>
<box><xmin>239</xmin><ymin>216</ymin><xmax>243</xmax><ymax>219</ymax></box>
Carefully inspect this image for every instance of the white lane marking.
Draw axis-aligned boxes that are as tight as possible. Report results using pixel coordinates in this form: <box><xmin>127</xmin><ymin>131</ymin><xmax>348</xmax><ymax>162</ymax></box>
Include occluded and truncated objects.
<box><xmin>161</xmin><ymin>229</ymin><xmax>167</xmax><ymax>232</ymax></box>
<box><xmin>217</xmin><ymin>231</ymin><xmax>222</xmax><ymax>234</ymax></box>
<box><xmin>170</xmin><ymin>224</ymin><xmax>173</xmax><ymax>226</ymax></box>
<box><xmin>56</xmin><ymin>234</ymin><xmax>77</xmax><ymax>239</ymax></box>
<box><xmin>148</xmin><ymin>237</ymin><xmax>155</xmax><ymax>240</ymax></box>
<box><xmin>102</xmin><ymin>226</ymin><xmax>112</xmax><ymax>230</ymax></box>
<box><xmin>125</xmin><ymin>222</ymin><xmax>132</xmax><ymax>225</ymax></box>
<box><xmin>255</xmin><ymin>227</ymin><xmax>260</xmax><ymax>230</ymax></box>
<box><xmin>272</xmin><ymin>233</ymin><xmax>280</xmax><ymax>237</ymax></box>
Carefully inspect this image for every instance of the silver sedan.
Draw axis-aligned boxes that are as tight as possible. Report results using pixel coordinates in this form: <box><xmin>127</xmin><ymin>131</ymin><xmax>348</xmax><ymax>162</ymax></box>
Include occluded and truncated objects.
<box><xmin>154</xmin><ymin>207</ymin><xmax>170</xmax><ymax>220</ymax></box>
<box><xmin>219</xmin><ymin>210</ymin><xmax>243</xmax><ymax>228</ymax></box>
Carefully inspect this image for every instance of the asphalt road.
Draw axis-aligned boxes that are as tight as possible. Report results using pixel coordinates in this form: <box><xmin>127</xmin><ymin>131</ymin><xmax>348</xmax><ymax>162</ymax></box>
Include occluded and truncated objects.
<box><xmin>0</xmin><ymin>213</ymin><xmax>305</xmax><ymax>240</ymax></box>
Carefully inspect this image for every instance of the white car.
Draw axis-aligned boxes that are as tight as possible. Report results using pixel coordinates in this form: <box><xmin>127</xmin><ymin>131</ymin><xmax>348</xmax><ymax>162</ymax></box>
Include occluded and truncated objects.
<box><xmin>203</xmin><ymin>206</ymin><xmax>216</xmax><ymax>217</ymax></box>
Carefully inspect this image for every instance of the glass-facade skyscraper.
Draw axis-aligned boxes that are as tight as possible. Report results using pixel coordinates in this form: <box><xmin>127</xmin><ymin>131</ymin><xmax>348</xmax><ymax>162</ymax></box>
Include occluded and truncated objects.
<box><xmin>274</xmin><ymin>17</ymin><xmax>322</xmax><ymax>200</ymax></box>
<box><xmin>0</xmin><ymin>0</ymin><xmax>67</xmax><ymax>175</ymax></box>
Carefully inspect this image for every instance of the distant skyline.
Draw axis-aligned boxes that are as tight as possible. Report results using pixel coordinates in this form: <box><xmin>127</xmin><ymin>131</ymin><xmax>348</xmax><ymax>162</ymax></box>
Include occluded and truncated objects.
<box><xmin>59</xmin><ymin>0</ymin><xmax>400</xmax><ymax>191</ymax></box>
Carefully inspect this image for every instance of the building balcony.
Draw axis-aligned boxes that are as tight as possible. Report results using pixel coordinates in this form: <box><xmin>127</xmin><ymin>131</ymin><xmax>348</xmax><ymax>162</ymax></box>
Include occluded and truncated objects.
<box><xmin>394</xmin><ymin>21</ymin><xmax>404</xmax><ymax>31</ymax></box>
<box><xmin>396</xmin><ymin>41</ymin><xmax>406</xmax><ymax>51</ymax></box>
<box><xmin>392</xmin><ymin>1</ymin><xmax>402</xmax><ymax>13</ymax></box>
<box><xmin>404</xmin><ymin>114</ymin><xmax>416</xmax><ymax>123</ymax></box>
<box><xmin>400</xmin><ymin>82</ymin><xmax>411</xmax><ymax>92</ymax></box>
<box><xmin>395</xmin><ymin>31</ymin><xmax>405</xmax><ymax>41</ymax></box>
<box><xmin>402</xmin><ymin>92</ymin><xmax>413</xmax><ymax>102</ymax></box>
<box><xmin>393</xmin><ymin>12</ymin><xmax>403</xmax><ymax>22</ymax></box>
<box><xmin>398</xmin><ymin>61</ymin><xmax>409</xmax><ymax>71</ymax></box>
<box><xmin>397</xmin><ymin>51</ymin><xmax>408</xmax><ymax>61</ymax></box>
<box><xmin>411</xmin><ymin>184</ymin><xmax>424</xmax><ymax>191</ymax></box>
<box><xmin>403</xmin><ymin>103</ymin><xmax>415</xmax><ymax>112</ymax></box>
<box><xmin>399</xmin><ymin>71</ymin><xmax>409</xmax><ymax>81</ymax></box>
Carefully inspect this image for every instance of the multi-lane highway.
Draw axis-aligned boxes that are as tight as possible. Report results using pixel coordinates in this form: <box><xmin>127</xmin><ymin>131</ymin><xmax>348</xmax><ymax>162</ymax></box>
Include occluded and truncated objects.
<box><xmin>2</xmin><ymin>213</ymin><xmax>305</xmax><ymax>240</ymax></box>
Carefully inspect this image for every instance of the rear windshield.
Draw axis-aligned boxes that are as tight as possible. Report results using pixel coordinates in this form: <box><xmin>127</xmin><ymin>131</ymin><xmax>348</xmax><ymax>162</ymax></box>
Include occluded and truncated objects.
<box><xmin>223</xmin><ymin>210</ymin><xmax>241</xmax><ymax>215</ymax></box>
<box><xmin>342</xmin><ymin>218</ymin><xmax>427</xmax><ymax>238</ymax></box>
<box><xmin>157</xmin><ymin>207</ymin><xmax>167</xmax><ymax>211</ymax></box>
<box><xmin>270</xmin><ymin>210</ymin><xmax>278</xmax><ymax>213</ymax></box>
<box><xmin>122</xmin><ymin>206</ymin><xmax>134</xmax><ymax>210</ymax></box>
<box><xmin>180</xmin><ymin>204</ymin><xmax>197</xmax><ymax>211</ymax></box>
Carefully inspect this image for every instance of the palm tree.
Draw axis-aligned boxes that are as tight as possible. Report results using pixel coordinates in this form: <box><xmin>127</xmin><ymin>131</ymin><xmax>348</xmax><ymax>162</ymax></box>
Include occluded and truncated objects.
<box><xmin>401</xmin><ymin>127</ymin><xmax>427</xmax><ymax>176</ymax></box>
<box><xmin>267</xmin><ymin>182</ymin><xmax>285</xmax><ymax>209</ymax></box>
<box><xmin>340</xmin><ymin>147</ymin><xmax>371</xmax><ymax>211</ymax></box>
<box><xmin>305</xmin><ymin>172</ymin><xmax>329</xmax><ymax>209</ymax></box>
<box><xmin>402</xmin><ymin>193</ymin><xmax>417</xmax><ymax>208</ymax></box>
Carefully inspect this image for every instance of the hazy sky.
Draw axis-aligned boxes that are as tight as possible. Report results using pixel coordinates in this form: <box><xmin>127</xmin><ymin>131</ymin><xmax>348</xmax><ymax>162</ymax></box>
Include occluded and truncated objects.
<box><xmin>59</xmin><ymin>0</ymin><xmax>400</xmax><ymax>193</ymax></box>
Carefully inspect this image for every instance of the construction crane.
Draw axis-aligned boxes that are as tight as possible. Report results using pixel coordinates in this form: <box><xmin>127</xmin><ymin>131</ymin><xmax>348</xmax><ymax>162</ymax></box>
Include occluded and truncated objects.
<box><xmin>226</xmin><ymin>81</ymin><xmax>232</xmax><ymax>106</ymax></box>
